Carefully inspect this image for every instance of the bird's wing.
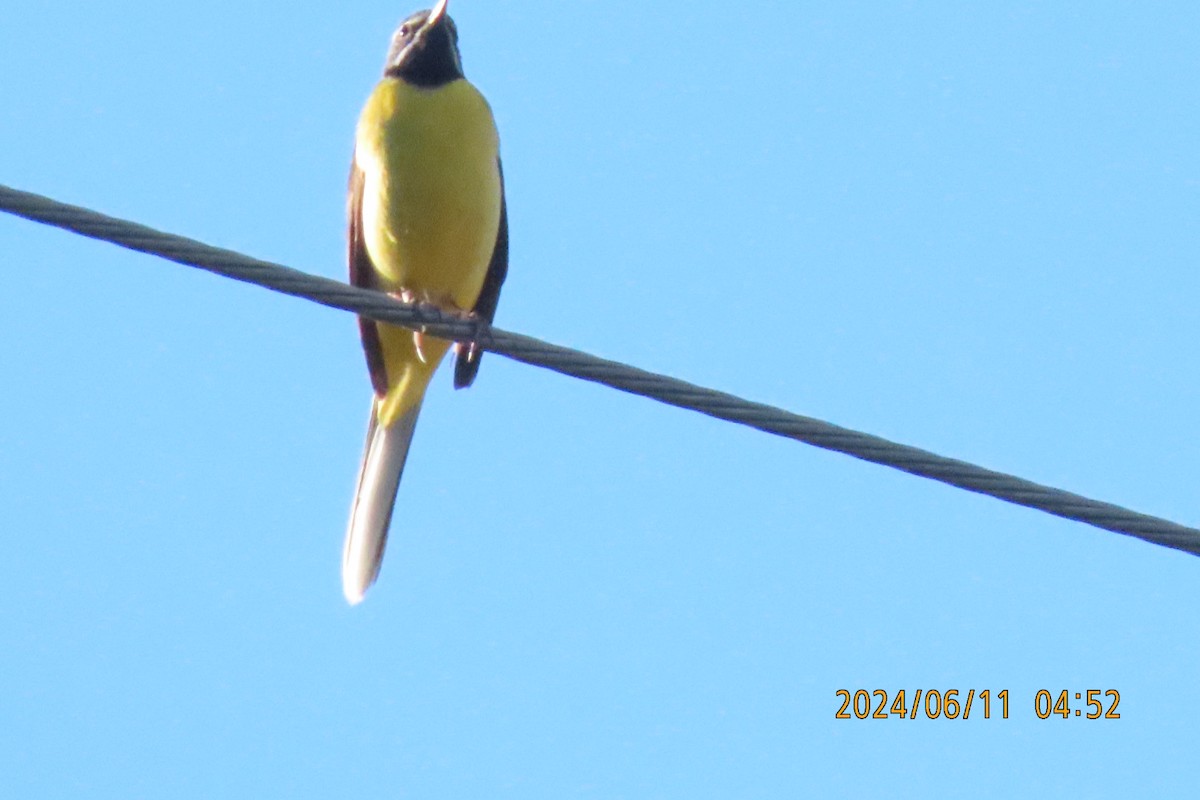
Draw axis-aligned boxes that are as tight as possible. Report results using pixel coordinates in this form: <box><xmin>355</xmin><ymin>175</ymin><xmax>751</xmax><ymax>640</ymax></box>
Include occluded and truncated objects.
<box><xmin>454</xmin><ymin>157</ymin><xmax>509</xmax><ymax>389</ymax></box>
<box><xmin>348</xmin><ymin>159</ymin><xmax>389</xmax><ymax>397</ymax></box>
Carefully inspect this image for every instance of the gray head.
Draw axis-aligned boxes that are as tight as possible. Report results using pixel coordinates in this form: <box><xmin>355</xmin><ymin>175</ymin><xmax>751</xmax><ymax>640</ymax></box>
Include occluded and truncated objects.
<box><xmin>383</xmin><ymin>0</ymin><xmax>463</xmax><ymax>86</ymax></box>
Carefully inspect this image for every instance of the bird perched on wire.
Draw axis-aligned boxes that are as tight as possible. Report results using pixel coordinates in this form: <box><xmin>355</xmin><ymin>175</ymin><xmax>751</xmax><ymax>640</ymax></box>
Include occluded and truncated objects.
<box><xmin>343</xmin><ymin>0</ymin><xmax>508</xmax><ymax>604</ymax></box>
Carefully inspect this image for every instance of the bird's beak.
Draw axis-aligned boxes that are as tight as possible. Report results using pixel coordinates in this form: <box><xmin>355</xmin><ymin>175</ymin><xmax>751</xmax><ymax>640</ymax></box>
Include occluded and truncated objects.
<box><xmin>427</xmin><ymin>0</ymin><xmax>449</xmax><ymax>26</ymax></box>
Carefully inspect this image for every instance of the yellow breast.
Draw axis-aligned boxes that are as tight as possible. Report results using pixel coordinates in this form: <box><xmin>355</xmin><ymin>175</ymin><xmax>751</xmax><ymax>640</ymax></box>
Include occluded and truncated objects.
<box><xmin>355</xmin><ymin>77</ymin><xmax>502</xmax><ymax>310</ymax></box>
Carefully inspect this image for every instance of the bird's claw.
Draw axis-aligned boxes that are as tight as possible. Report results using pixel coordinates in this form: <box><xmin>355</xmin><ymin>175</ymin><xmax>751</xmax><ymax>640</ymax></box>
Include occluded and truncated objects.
<box><xmin>389</xmin><ymin>289</ymin><xmax>480</xmax><ymax>364</ymax></box>
<box><xmin>449</xmin><ymin>309</ymin><xmax>487</xmax><ymax>361</ymax></box>
<box><xmin>389</xmin><ymin>289</ymin><xmax>433</xmax><ymax>363</ymax></box>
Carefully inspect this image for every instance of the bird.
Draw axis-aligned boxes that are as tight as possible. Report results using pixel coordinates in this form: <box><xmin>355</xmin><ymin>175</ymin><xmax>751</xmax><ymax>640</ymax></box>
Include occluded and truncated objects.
<box><xmin>343</xmin><ymin>0</ymin><xmax>508</xmax><ymax>604</ymax></box>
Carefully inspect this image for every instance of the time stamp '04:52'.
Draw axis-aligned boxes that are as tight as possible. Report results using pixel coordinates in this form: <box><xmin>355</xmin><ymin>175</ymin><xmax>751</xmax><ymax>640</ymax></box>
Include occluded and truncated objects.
<box><xmin>835</xmin><ymin>689</ymin><xmax>1121</xmax><ymax>721</ymax></box>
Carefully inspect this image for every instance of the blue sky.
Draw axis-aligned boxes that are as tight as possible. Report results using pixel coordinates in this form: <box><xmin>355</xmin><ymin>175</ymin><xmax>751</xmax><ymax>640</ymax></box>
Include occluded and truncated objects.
<box><xmin>2</xmin><ymin>1</ymin><xmax>1199</xmax><ymax>796</ymax></box>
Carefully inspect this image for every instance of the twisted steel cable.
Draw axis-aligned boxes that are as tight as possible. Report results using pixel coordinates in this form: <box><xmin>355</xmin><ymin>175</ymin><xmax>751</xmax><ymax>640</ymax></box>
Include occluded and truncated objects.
<box><xmin>3</xmin><ymin>183</ymin><xmax>1197</xmax><ymax>557</ymax></box>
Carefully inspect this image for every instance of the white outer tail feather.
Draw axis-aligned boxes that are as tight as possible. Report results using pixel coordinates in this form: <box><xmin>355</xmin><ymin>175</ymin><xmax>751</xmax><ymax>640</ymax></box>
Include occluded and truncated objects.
<box><xmin>342</xmin><ymin>402</ymin><xmax>422</xmax><ymax>604</ymax></box>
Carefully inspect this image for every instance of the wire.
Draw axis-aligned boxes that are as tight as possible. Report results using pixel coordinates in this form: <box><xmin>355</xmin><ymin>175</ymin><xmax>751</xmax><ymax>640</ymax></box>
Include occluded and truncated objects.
<box><xmin>3</xmin><ymin>183</ymin><xmax>1198</xmax><ymax>558</ymax></box>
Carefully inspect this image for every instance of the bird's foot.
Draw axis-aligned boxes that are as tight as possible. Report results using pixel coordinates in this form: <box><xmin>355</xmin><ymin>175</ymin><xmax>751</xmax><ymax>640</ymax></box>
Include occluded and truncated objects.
<box><xmin>448</xmin><ymin>308</ymin><xmax>488</xmax><ymax>362</ymax></box>
<box><xmin>389</xmin><ymin>289</ymin><xmax>437</xmax><ymax>363</ymax></box>
<box><xmin>388</xmin><ymin>290</ymin><xmax>478</xmax><ymax>364</ymax></box>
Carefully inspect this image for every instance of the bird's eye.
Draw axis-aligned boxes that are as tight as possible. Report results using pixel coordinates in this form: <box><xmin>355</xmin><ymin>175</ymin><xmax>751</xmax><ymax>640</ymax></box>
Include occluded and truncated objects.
<box><xmin>399</xmin><ymin>24</ymin><xmax>411</xmax><ymax>36</ymax></box>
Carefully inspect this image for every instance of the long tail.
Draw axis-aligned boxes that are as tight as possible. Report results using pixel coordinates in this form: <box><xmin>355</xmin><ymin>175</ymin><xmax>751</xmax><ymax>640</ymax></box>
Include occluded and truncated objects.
<box><xmin>342</xmin><ymin>401</ymin><xmax>422</xmax><ymax>604</ymax></box>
